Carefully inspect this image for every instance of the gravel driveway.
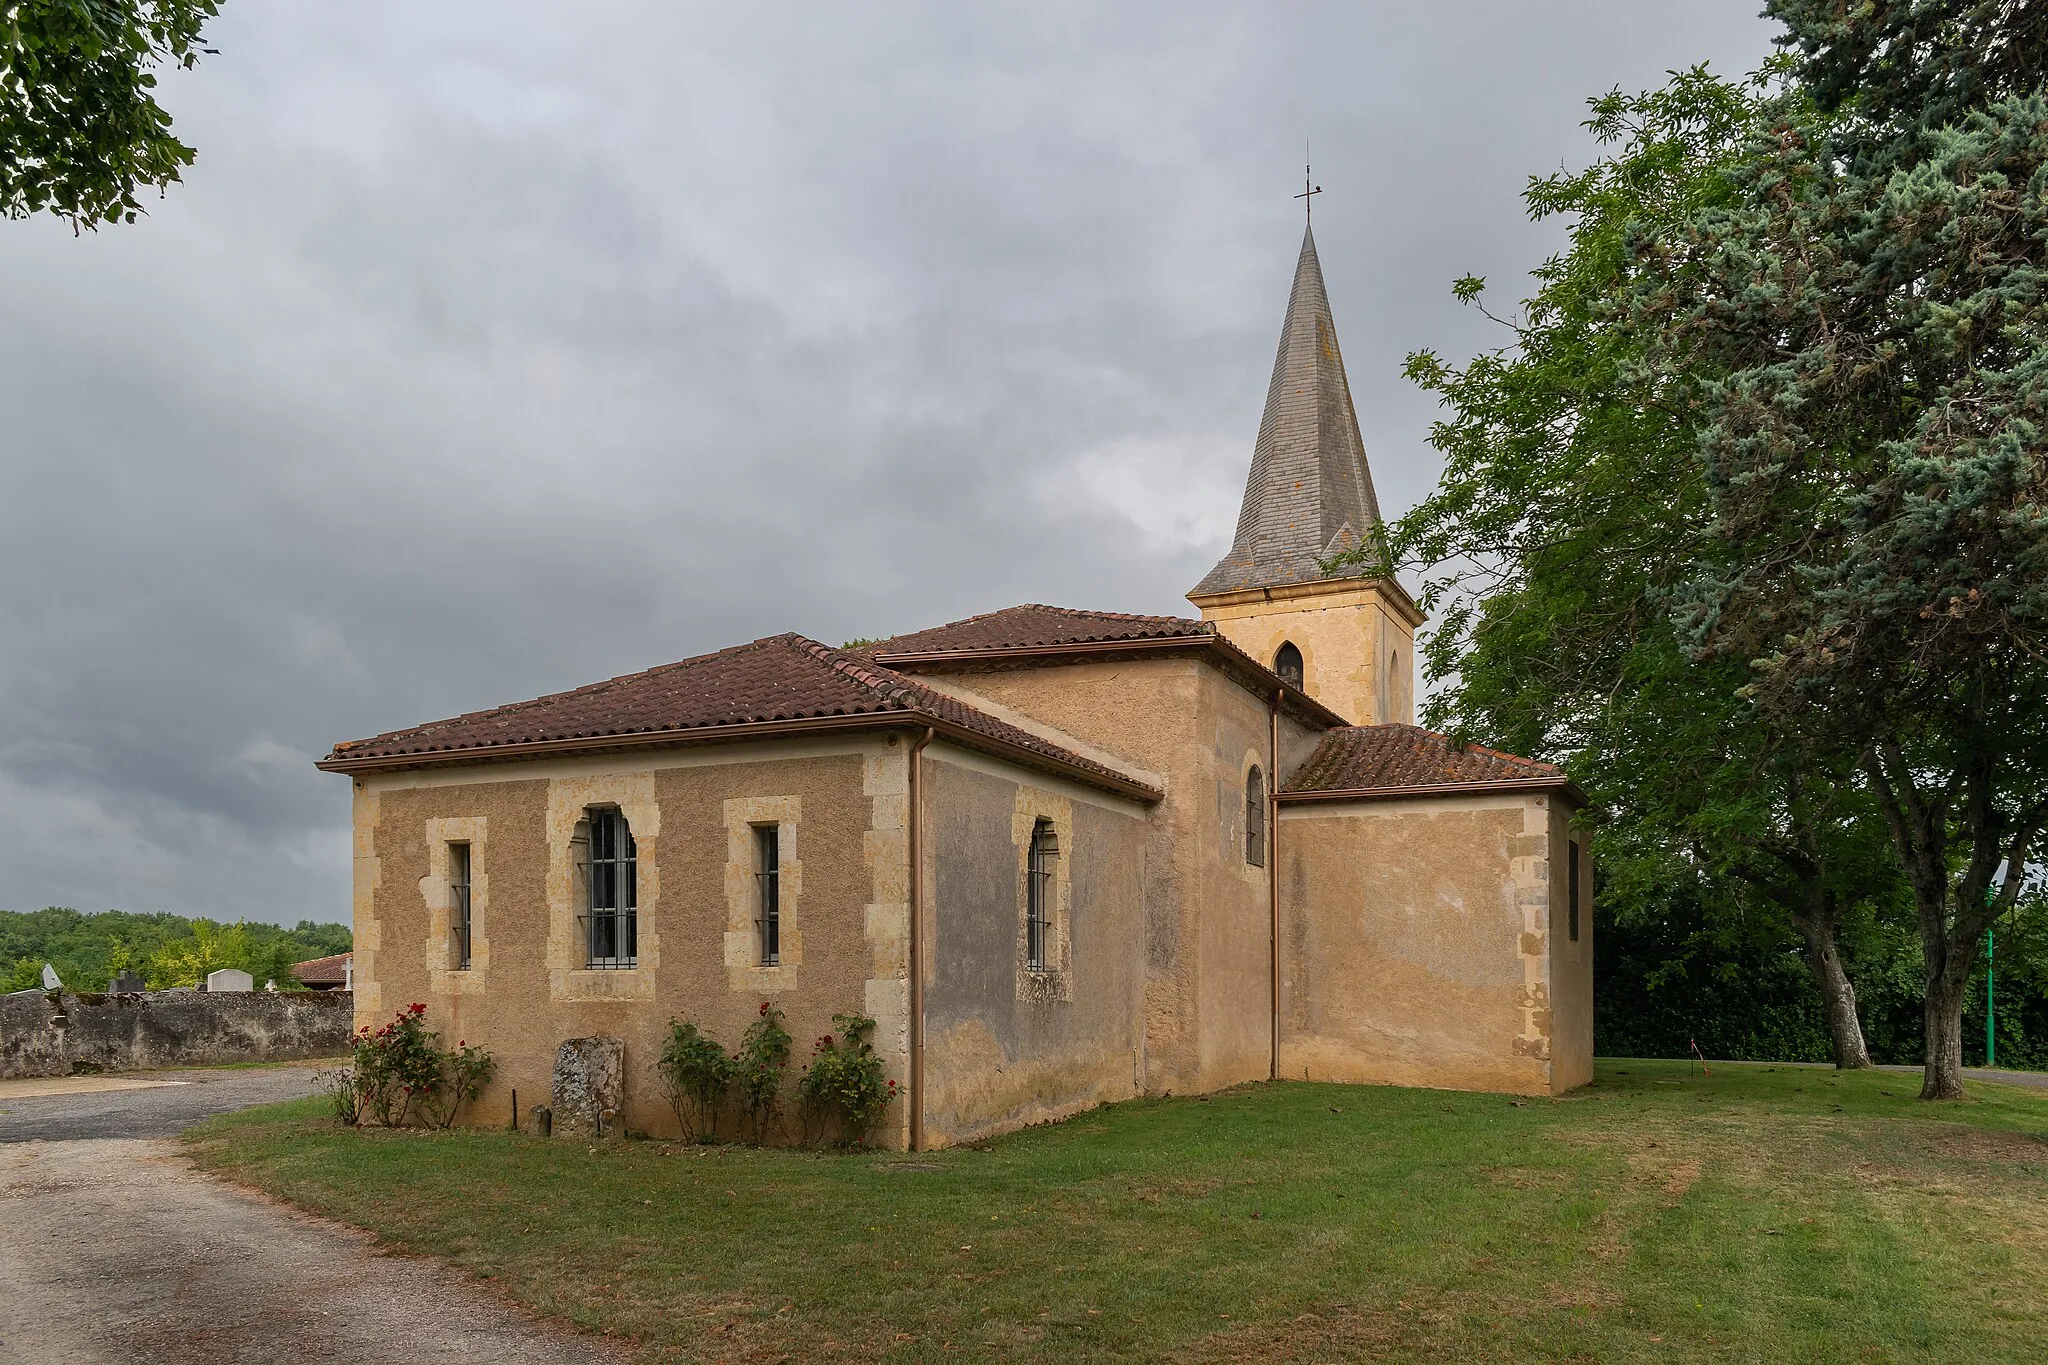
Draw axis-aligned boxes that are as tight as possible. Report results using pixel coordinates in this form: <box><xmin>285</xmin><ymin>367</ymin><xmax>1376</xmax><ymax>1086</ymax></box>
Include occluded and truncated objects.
<box><xmin>0</xmin><ymin>1066</ymin><xmax>620</xmax><ymax>1364</ymax></box>
<box><xmin>0</xmin><ymin>1064</ymin><xmax>328</xmax><ymax>1142</ymax></box>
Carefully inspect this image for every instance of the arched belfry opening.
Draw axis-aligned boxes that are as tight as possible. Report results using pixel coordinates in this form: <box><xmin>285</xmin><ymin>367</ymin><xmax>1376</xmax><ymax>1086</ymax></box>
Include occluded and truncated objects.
<box><xmin>1274</xmin><ymin>642</ymin><xmax>1304</xmax><ymax>689</ymax></box>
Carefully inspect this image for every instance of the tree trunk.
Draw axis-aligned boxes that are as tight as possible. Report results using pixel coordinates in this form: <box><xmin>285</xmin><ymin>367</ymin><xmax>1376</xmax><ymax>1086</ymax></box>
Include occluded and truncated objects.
<box><xmin>1921</xmin><ymin>972</ymin><xmax>1969</xmax><ymax>1100</ymax></box>
<box><xmin>1795</xmin><ymin>915</ymin><xmax>1871</xmax><ymax>1069</ymax></box>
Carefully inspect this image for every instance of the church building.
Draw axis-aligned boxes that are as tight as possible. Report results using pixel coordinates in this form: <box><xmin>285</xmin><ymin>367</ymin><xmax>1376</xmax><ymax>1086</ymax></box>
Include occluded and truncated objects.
<box><xmin>320</xmin><ymin>227</ymin><xmax>1592</xmax><ymax>1149</ymax></box>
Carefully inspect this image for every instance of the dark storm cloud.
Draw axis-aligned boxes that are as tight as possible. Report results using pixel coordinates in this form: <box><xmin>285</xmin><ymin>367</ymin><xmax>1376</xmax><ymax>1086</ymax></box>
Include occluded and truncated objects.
<box><xmin>0</xmin><ymin>2</ymin><xmax>1778</xmax><ymax>923</ymax></box>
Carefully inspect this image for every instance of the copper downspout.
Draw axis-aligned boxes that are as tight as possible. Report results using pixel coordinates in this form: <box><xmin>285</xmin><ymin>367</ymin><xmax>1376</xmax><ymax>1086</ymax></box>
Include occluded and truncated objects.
<box><xmin>1269</xmin><ymin>700</ymin><xmax>1281</xmax><ymax>1081</ymax></box>
<box><xmin>907</xmin><ymin>726</ymin><xmax>935</xmax><ymax>1151</ymax></box>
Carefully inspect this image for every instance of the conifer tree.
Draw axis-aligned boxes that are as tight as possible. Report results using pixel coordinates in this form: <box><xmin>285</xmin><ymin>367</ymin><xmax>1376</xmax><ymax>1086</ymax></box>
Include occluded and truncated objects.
<box><xmin>1639</xmin><ymin>2</ymin><xmax>2048</xmax><ymax>1097</ymax></box>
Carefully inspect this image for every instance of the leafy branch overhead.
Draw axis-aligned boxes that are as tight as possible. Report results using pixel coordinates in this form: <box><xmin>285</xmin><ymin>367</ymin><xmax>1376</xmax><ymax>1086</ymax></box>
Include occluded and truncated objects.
<box><xmin>1</xmin><ymin>0</ymin><xmax>221</xmax><ymax>227</ymax></box>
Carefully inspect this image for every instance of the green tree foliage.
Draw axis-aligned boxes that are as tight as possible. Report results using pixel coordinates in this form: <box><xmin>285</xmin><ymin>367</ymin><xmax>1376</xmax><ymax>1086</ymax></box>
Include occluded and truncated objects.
<box><xmin>1598</xmin><ymin>885</ymin><xmax>2048</xmax><ymax>1070</ymax></box>
<box><xmin>1353</xmin><ymin>63</ymin><xmax>1904</xmax><ymax>1070</ymax></box>
<box><xmin>0</xmin><ymin>906</ymin><xmax>350</xmax><ymax>992</ymax></box>
<box><xmin>1630</xmin><ymin>1</ymin><xmax>2048</xmax><ymax>1097</ymax></box>
<box><xmin>2</xmin><ymin>0</ymin><xmax>220</xmax><ymax>227</ymax></box>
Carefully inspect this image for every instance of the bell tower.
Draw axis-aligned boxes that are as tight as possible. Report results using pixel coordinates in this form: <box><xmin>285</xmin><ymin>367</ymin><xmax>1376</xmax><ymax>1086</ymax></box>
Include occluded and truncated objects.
<box><xmin>1188</xmin><ymin>224</ymin><xmax>1421</xmax><ymax>726</ymax></box>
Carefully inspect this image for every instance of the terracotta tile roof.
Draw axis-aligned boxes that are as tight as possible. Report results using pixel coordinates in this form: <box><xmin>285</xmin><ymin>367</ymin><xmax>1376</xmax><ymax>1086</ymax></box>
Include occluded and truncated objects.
<box><xmin>865</xmin><ymin>604</ymin><xmax>1213</xmax><ymax>655</ymax></box>
<box><xmin>320</xmin><ymin>634</ymin><xmax>1159</xmax><ymax>800</ymax></box>
<box><xmin>1282</xmin><ymin>725</ymin><xmax>1570</xmax><ymax>797</ymax></box>
<box><xmin>291</xmin><ymin>951</ymin><xmax>352</xmax><ymax>986</ymax></box>
<box><xmin>866</xmin><ymin>603</ymin><xmax>1351</xmax><ymax>730</ymax></box>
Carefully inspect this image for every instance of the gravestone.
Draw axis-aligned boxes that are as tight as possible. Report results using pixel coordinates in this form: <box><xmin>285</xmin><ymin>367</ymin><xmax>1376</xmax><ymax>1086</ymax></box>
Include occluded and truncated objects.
<box><xmin>549</xmin><ymin>1036</ymin><xmax>624</xmax><ymax>1137</ymax></box>
<box><xmin>204</xmin><ymin>968</ymin><xmax>254</xmax><ymax>994</ymax></box>
<box><xmin>107</xmin><ymin>972</ymin><xmax>146</xmax><ymax>994</ymax></box>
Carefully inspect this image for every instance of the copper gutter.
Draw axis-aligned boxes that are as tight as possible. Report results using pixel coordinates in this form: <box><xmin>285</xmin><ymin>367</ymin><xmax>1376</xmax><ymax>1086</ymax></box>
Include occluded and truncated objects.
<box><xmin>1277</xmin><ymin>776</ymin><xmax>1584</xmax><ymax>806</ymax></box>
<box><xmin>318</xmin><ymin>711</ymin><xmax>1160</xmax><ymax>805</ymax></box>
<box><xmin>906</xmin><ymin>726</ymin><xmax>935</xmax><ymax>1152</ymax></box>
<box><xmin>1268</xmin><ymin>698</ymin><xmax>1281</xmax><ymax>1082</ymax></box>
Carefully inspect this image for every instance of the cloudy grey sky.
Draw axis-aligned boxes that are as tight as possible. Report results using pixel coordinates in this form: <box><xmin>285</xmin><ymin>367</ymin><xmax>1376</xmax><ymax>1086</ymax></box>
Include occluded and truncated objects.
<box><xmin>0</xmin><ymin>3</ymin><xmax>1778</xmax><ymax>926</ymax></box>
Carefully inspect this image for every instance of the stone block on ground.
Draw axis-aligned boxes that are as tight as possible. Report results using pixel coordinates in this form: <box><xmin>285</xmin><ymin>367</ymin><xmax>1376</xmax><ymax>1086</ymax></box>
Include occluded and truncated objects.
<box><xmin>549</xmin><ymin>1036</ymin><xmax>624</xmax><ymax>1136</ymax></box>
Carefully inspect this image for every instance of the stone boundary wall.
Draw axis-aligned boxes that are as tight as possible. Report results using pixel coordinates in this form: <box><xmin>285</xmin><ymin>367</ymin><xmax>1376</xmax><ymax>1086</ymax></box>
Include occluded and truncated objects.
<box><xmin>0</xmin><ymin>988</ymin><xmax>355</xmax><ymax>1080</ymax></box>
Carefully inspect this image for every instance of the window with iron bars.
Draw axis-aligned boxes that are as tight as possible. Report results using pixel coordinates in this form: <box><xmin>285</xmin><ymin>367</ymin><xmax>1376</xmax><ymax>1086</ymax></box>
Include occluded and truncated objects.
<box><xmin>755</xmin><ymin>824</ymin><xmax>780</xmax><ymax>966</ymax></box>
<box><xmin>450</xmin><ymin>842</ymin><xmax>472</xmax><ymax>970</ymax></box>
<box><xmin>1026</xmin><ymin>818</ymin><xmax>1058</xmax><ymax>971</ymax></box>
<box><xmin>579</xmin><ymin>808</ymin><xmax>637</xmax><ymax>968</ymax></box>
<box><xmin>1245</xmin><ymin>766</ymin><xmax>1266</xmax><ymax>868</ymax></box>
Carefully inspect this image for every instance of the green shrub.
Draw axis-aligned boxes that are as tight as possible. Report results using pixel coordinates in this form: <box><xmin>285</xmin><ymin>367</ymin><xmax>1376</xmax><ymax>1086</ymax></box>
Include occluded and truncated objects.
<box><xmin>657</xmin><ymin>1019</ymin><xmax>736</xmax><ymax>1141</ymax></box>
<box><xmin>421</xmin><ymin>1039</ymin><xmax>496</xmax><ymax>1130</ymax></box>
<box><xmin>735</xmin><ymin>1001</ymin><xmax>792</xmax><ymax>1142</ymax></box>
<box><xmin>797</xmin><ymin>1013</ymin><xmax>895</xmax><ymax>1147</ymax></box>
<box><xmin>350</xmin><ymin>1004</ymin><xmax>493</xmax><ymax>1128</ymax></box>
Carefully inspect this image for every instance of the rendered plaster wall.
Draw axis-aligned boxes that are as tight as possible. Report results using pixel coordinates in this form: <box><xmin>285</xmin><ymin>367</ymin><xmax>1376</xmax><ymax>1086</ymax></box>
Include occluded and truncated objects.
<box><xmin>918</xmin><ymin>656</ymin><xmax>1289</xmax><ymax>1096</ymax></box>
<box><xmin>1548</xmin><ymin>806</ymin><xmax>1596</xmax><ymax>1091</ymax></box>
<box><xmin>1276</xmin><ymin>792</ymin><xmax>1584</xmax><ymax>1096</ymax></box>
<box><xmin>352</xmin><ymin>735</ymin><xmax>912</xmax><ymax>1146</ymax></box>
<box><xmin>919</xmin><ymin>751</ymin><xmax>1149</xmax><ymax>1146</ymax></box>
<box><xmin>1196</xmin><ymin>580</ymin><xmax>1416</xmax><ymax>727</ymax></box>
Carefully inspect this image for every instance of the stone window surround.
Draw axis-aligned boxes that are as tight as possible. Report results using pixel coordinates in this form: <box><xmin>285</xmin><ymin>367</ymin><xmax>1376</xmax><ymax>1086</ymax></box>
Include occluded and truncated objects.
<box><xmin>1273</xmin><ymin>638</ymin><xmax>1305</xmax><ymax>688</ymax></box>
<box><xmin>421</xmin><ymin>817</ymin><xmax>489</xmax><ymax>998</ymax></box>
<box><xmin>1244</xmin><ymin>758</ymin><xmax>1267</xmax><ymax>869</ymax></box>
<box><xmin>1013</xmin><ymin>787</ymin><xmax>1074</xmax><ymax>1004</ymax></box>
<box><xmin>546</xmin><ymin>773</ymin><xmax>661</xmax><ymax>1002</ymax></box>
<box><xmin>724</xmin><ymin>795</ymin><xmax>805</xmax><ymax>992</ymax></box>
<box><xmin>1234</xmin><ymin>749</ymin><xmax>1269</xmax><ymax>885</ymax></box>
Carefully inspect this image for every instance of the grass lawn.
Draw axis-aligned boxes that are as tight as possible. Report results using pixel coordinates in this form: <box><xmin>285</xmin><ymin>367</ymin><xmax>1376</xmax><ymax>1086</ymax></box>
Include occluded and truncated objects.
<box><xmin>182</xmin><ymin>1060</ymin><xmax>2048</xmax><ymax>1363</ymax></box>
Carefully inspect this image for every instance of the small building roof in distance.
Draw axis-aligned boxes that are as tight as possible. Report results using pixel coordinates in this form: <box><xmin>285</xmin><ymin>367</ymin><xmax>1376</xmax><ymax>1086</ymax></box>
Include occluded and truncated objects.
<box><xmin>292</xmin><ymin>951</ymin><xmax>352</xmax><ymax>986</ymax></box>
<box><xmin>319</xmin><ymin>633</ymin><xmax>1160</xmax><ymax>801</ymax></box>
<box><xmin>1282</xmin><ymin>725</ymin><xmax>1579</xmax><ymax>802</ymax></box>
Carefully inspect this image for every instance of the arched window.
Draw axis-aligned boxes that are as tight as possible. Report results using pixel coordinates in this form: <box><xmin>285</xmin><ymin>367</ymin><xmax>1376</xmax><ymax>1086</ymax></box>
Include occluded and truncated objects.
<box><xmin>1026</xmin><ymin>818</ymin><xmax>1058</xmax><ymax>970</ymax></box>
<box><xmin>1273</xmin><ymin>642</ymin><xmax>1303</xmax><ymax>689</ymax></box>
<box><xmin>581</xmin><ymin>807</ymin><xmax>637</xmax><ymax>968</ymax></box>
<box><xmin>1245</xmin><ymin>766</ymin><xmax>1266</xmax><ymax>867</ymax></box>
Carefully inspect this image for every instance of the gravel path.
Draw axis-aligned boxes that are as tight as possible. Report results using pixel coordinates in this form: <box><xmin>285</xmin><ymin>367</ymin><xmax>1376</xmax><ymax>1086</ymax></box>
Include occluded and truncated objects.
<box><xmin>1876</xmin><ymin>1063</ymin><xmax>2048</xmax><ymax>1092</ymax></box>
<box><xmin>0</xmin><ymin>1064</ymin><xmax>329</xmax><ymax>1142</ymax></box>
<box><xmin>0</xmin><ymin>1069</ymin><xmax>621</xmax><ymax>1364</ymax></box>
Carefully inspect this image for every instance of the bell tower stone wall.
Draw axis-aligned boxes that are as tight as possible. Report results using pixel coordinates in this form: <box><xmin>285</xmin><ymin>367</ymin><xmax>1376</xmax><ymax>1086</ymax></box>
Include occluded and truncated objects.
<box><xmin>1193</xmin><ymin>578</ymin><xmax>1419</xmax><ymax>727</ymax></box>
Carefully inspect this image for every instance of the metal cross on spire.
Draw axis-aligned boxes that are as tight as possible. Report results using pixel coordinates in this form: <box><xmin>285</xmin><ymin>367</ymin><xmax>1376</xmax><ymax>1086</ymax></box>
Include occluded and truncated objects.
<box><xmin>1295</xmin><ymin>158</ymin><xmax>1321</xmax><ymax>222</ymax></box>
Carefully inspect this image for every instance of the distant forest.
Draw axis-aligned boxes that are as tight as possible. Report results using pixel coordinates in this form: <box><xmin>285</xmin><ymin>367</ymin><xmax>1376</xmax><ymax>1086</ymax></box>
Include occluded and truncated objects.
<box><xmin>1</xmin><ymin>908</ymin><xmax>352</xmax><ymax>993</ymax></box>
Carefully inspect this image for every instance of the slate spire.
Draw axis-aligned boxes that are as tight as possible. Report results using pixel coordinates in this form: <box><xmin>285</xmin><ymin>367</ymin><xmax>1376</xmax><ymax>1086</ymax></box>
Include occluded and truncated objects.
<box><xmin>1191</xmin><ymin>225</ymin><xmax>1382</xmax><ymax>597</ymax></box>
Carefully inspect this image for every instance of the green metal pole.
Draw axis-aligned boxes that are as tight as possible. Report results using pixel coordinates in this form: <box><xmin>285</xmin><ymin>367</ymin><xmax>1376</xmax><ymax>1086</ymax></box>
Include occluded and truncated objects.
<box><xmin>1986</xmin><ymin>875</ymin><xmax>2001</xmax><ymax>1070</ymax></box>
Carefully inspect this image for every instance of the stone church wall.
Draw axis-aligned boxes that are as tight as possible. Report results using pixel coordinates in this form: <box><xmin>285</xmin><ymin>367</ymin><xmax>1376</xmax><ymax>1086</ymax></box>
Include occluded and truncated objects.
<box><xmin>1546</xmin><ymin>802</ymin><xmax>1596</xmax><ymax>1090</ymax></box>
<box><xmin>1275</xmin><ymin>790</ymin><xmax>1589</xmax><ymax>1096</ymax></box>
<box><xmin>919</xmin><ymin>748</ymin><xmax>1149</xmax><ymax>1146</ymax></box>
<box><xmin>352</xmin><ymin>735</ymin><xmax>909</xmax><ymax>1145</ymax></box>
<box><xmin>913</xmin><ymin>656</ymin><xmax>1285</xmax><ymax>1097</ymax></box>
